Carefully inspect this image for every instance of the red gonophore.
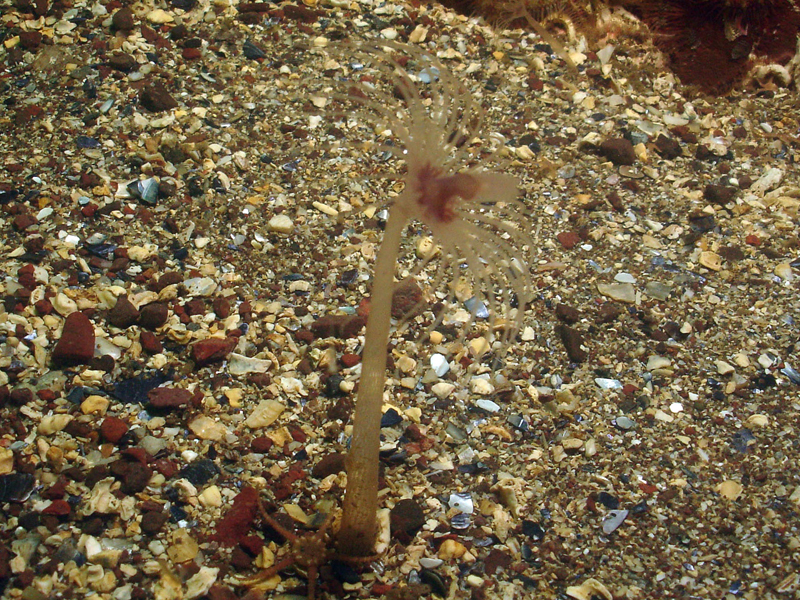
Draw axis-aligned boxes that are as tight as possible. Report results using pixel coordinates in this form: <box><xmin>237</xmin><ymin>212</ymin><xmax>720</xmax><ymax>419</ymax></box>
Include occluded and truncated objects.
<box><xmin>414</xmin><ymin>163</ymin><xmax>478</xmax><ymax>225</ymax></box>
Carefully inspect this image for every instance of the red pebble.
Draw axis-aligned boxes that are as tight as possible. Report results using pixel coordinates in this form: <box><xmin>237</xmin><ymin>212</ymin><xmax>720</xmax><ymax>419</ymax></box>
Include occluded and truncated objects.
<box><xmin>211</xmin><ymin>486</ymin><xmax>259</xmax><ymax>547</ymax></box>
<box><xmin>100</xmin><ymin>416</ymin><xmax>129</xmax><ymax>444</ymax></box>
<box><xmin>745</xmin><ymin>234</ymin><xmax>761</xmax><ymax>246</ymax></box>
<box><xmin>556</xmin><ymin>231</ymin><xmax>581</xmax><ymax>249</ymax></box>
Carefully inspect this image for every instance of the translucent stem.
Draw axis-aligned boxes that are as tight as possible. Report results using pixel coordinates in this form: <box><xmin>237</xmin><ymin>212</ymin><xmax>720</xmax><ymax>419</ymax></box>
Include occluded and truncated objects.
<box><xmin>338</xmin><ymin>206</ymin><xmax>407</xmax><ymax>556</ymax></box>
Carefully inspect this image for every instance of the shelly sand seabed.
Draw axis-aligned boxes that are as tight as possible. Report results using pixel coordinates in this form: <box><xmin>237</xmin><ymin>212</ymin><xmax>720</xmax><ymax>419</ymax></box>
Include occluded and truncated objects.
<box><xmin>1</xmin><ymin>1</ymin><xmax>799</xmax><ymax>600</ymax></box>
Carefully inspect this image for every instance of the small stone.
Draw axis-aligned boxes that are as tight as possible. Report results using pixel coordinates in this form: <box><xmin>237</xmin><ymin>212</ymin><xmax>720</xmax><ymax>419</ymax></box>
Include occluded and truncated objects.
<box><xmin>167</xmin><ymin>529</ymin><xmax>199</xmax><ymax>564</ymax></box>
<box><xmin>191</xmin><ymin>338</ymin><xmax>235</xmax><ymax>366</ymax></box>
<box><xmin>745</xmin><ymin>414</ymin><xmax>768</xmax><ymax>428</ymax></box>
<box><xmin>614</xmin><ymin>416</ymin><xmax>635</xmax><ymax>430</ymax></box>
<box><xmin>38</xmin><ymin>414</ymin><xmax>73</xmax><ymax>435</ymax></box>
<box><xmin>108</xmin><ymin>296</ymin><xmax>140</xmax><ymax>329</ymax></box>
<box><xmin>566</xmin><ymin>578</ymin><xmax>613</xmax><ymax>600</ymax></box>
<box><xmin>600</xmin><ymin>138</ymin><xmax>636</xmax><ymax>166</ymax></box>
<box><xmin>470</xmin><ymin>378</ymin><xmax>495</xmax><ymax>396</ymax></box>
<box><xmin>644</xmin><ymin>281</ymin><xmax>672</xmax><ymax>301</ymax></box>
<box><xmin>181</xmin><ymin>459</ymin><xmax>219</xmax><ymax>486</ymax></box>
<box><xmin>228</xmin><ymin>353</ymin><xmax>272</xmax><ymax>376</ymax></box>
<box><xmin>12</xmin><ymin>213</ymin><xmax>37</xmax><ymax>231</ymax></box>
<box><xmin>268</xmin><ymin>214</ymin><xmax>294</xmax><ymax>234</ymax></box>
<box><xmin>699</xmin><ymin>251</ymin><xmax>722</xmax><ymax>271</ymax></box>
<box><xmin>108</xmin><ymin>53</ymin><xmax>137</xmax><ymax>72</ymax></box>
<box><xmin>431</xmin><ymin>382</ymin><xmax>455</xmax><ymax>399</ymax></box>
<box><xmin>310</xmin><ymin>314</ymin><xmax>365</xmax><ymax>339</ymax></box>
<box><xmin>475</xmin><ymin>398</ymin><xmax>500</xmax><ymax>412</ymax></box>
<box><xmin>100</xmin><ymin>416</ymin><xmax>129</xmax><ymax>443</ymax></box>
<box><xmin>188</xmin><ymin>416</ymin><xmax>228</xmax><ymax>441</ymax></box>
<box><xmin>53</xmin><ymin>311</ymin><xmax>95</xmax><ymax>365</ymax></box>
<box><xmin>597</xmin><ymin>282</ymin><xmax>636</xmax><ymax>303</ymax></box>
<box><xmin>311</xmin><ymin>453</ymin><xmax>346</xmax><ymax>479</ymax></box>
<box><xmin>81</xmin><ymin>395</ymin><xmax>110</xmax><ymax>415</ymax></box>
<box><xmin>750</xmin><ymin>167</ymin><xmax>783</xmax><ymax>196</ymax></box>
<box><xmin>555</xmin><ymin>303</ymin><xmax>581</xmax><ymax>324</ymax></box>
<box><xmin>111</xmin><ymin>7</ymin><xmax>136</xmax><ymax>31</ymax></box>
<box><xmin>716</xmin><ymin>360</ymin><xmax>735</xmax><ymax>375</ymax></box>
<box><xmin>148</xmin><ymin>387</ymin><xmax>192</xmax><ymax>410</ymax></box>
<box><xmin>557</xmin><ymin>324</ymin><xmax>587</xmax><ymax>362</ymax></box>
<box><xmin>140</xmin><ymin>83</ymin><xmax>178</xmax><ymax>112</ymax></box>
<box><xmin>654</xmin><ymin>134</ymin><xmax>681</xmax><ymax>159</ymax></box>
<box><xmin>244</xmin><ymin>400</ymin><xmax>285</xmax><ymax>429</ymax></box>
<box><xmin>391</xmin><ymin>279</ymin><xmax>424</xmax><ymax>319</ymax></box>
<box><xmin>112</xmin><ymin>460</ymin><xmax>153</xmax><ymax>494</ymax></box>
<box><xmin>211</xmin><ymin>486</ymin><xmax>259</xmax><ymax>547</ymax></box>
<box><xmin>556</xmin><ymin>231</ymin><xmax>581</xmax><ymax>249</ymax></box>
<box><xmin>140</xmin><ymin>331</ymin><xmax>163</xmax><ymax>354</ymax></box>
<box><xmin>139</xmin><ymin>302</ymin><xmax>169</xmax><ymax>330</ymax></box>
<box><xmin>717</xmin><ymin>479</ymin><xmax>743</xmax><ymax>500</ymax></box>
<box><xmin>0</xmin><ymin>448</ymin><xmax>13</xmax><ymax>475</ymax></box>
<box><xmin>183</xmin><ymin>277</ymin><xmax>218</xmax><ymax>297</ymax></box>
<box><xmin>390</xmin><ymin>498</ymin><xmax>425</xmax><ymax>543</ymax></box>
<box><xmin>704</xmin><ymin>184</ymin><xmax>736</xmax><ymax>205</ymax></box>
<box><xmin>774</xmin><ymin>263</ymin><xmax>794</xmax><ymax>281</ymax></box>
<box><xmin>646</xmin><ymin>355</ymin><xmax>671</xmax><ymax>370</ymax></box>
<box><xmin>438</xmin><ymin>538</ymin><xmax>467</xmax><ymax>560</ymax></box>
<box><xmin>53</xmin><ymin>292</ymin><xmax>78</xmax><ymax>316</ymax></box>
<box><xmin>141</xmin><ymin>511</ymin><xmax>169</xmax><ymax>535</ymax></box>
<box><xmin>147</xmin><ymin>8</ymin><xmax>174</xmax><ymax>24</ymax></box>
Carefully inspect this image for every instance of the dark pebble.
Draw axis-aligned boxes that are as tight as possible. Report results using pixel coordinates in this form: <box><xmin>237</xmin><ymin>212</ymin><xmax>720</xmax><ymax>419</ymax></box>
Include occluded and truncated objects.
<box><xmin>113</xmin><ymin>371</ymin><xmax>172</xmax><ymax>404</ymax></box>
<box><xmin>141</xmin><ymin>510</ymin><xmax>170</xmax><ymax>535</ymax></box>
<box><xmin>704</xmin><ymin>184</ymin><xmax>737</xmax><ymax>205</ymax></box>
<box><xmin>310</xmin><ymin>314</ymin><xmax>365</xmax><ymax>339</ymax></box>
<box><xmin>180</xmin><ymin>458</ymin><xmax>219</xmax><ymax>486</ymax></box>
<box><xmin>390</xmin><ymin>498</ymin><xmax>425</xmax><ymax>544</ymax></box>
<box><xmin>242</xmin><ymin>39</ymin><xmax>266</xmax><ymax>59</ymax></box>
<box><xmin>654</xmin><ymin>134</ymin><xmax>682</xmax><ymax>159</ymax></box>
<box><xmin>555</xmin><ymin>303</ymin><xmax>581</xmax><ymax>324</ymax></box>
<box><xmin>380</xmin><ymin>408</ymin><xmax>403</xmax><ymax>428</ymax></box>
<box><xmin>597</xmin><ymin>491</ymin><xmax>620</xmax><ymax>509</ymax></box>
<box><xmin>9</xmin><ymin>387</ymin><xmax>33</xmax><ymax>406</ymax></box>
<box><xmin>140</xmin><ymin>331</ymin><xmax>163</xmax><ymax>354</ymax></box>
<box><xmin>139</xmin><ymin>302</ymin><xmax>169</xmax><ymax>330</ymax></box>
<box><xmin>522</xmin><ymin>520</ymin><xmax>545</xmax><ymax>542</ymax></box>
<box><xmin>556</xmin><ymin>324</ymin><xmax>587</xmax><ymax>362</ymax></box>
<box><xmin>391</xmin><ymin>278</ymin><xmax>424</xmax><ymax>319</ymax></box>
<box><xmin>108</xmin><ymin>296</ymin><xmax>140</xmax><ymax>329</ymax></box>
<box><xmin>311</xmin><ymin>453</ymin><xmax>346</xmax><ymax>479</ymax></box>
<box><xmin>323</xmin><ymin>374</ymin><xmax>345</xmax><ymax>398</ymax></box>
<box><xmin>110</xmin><ymin>461</ymin><xmax>153</xmax><ymax>494</ymax></box>
<box><xmin>140</xmin><ymin>83</ymin><xmax>179</xmax><ymax>112</ymax></box>
<box><xmin>108</xmin><ymin>53</ymin><xmax>137</xmax><ymax>72</ymax></box>
<box><xmin>0</xmin><ymin>473</ymin><xmax>36</xmax><ymax>502</ymax></box>
<box><xmin>484</xmin><ymin>548</ymin><xmax>513</xmax><ymax>575</ymax></box>
<box><xmin>191</xmin><ymin>337</ymin><xmax>236</xmax><ymax>366</ymax></box>
<box><xmin>112</xmin><ymin>7</ymin><xmax>136</xmax><ymax>30</ymax></box>
<box><xmin>600</xmin><ymin>138</ymin><xmax>636</xmax><ymax>166</ymax></box>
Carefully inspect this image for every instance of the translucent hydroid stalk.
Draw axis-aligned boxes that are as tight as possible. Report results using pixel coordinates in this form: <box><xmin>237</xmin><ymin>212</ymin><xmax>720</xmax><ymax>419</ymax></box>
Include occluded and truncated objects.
<box><xmin>338</xmin><ymin>204</ymin><xmax>408</xmax><ymax>556</ymax></box>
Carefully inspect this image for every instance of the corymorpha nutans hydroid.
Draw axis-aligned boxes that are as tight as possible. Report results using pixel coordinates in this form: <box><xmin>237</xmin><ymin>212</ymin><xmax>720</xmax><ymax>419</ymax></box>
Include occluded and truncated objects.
<box><xmin>327</xmin><ymin>41</ymin><xmax>537</xmax><ymax>556</ymax></box>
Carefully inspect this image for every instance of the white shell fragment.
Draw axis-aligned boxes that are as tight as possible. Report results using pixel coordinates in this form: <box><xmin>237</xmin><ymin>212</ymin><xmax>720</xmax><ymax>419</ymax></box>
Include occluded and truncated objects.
<box><xmin>567</xmin><ymin>578</ymin><xmax>613</xmax><ymax>600</ymax></box>
<box><xmin>245</xmin><ymin>400</ymin><xmax>285</xmax><ymax>429</ymax></box>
